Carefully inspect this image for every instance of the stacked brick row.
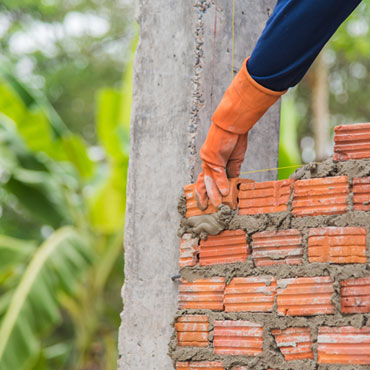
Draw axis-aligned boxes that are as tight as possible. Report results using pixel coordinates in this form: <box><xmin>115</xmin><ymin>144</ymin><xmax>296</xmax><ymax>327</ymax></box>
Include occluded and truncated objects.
<box><xmin>172</xmin><ymin>123</ymin><xmax>370</xmax><ymax>369</ymax></box>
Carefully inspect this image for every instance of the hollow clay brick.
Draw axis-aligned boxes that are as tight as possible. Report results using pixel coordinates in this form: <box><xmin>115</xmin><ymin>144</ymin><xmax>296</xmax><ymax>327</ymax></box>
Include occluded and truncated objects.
<box><xmin>334</xmin><ymin>123</ymin><xmax>370</xmax><ymax>161</ymax></box>
<box><xmin>277</xmin><ymin>276</ymin><xmax>335</xmax><ymax>316</ymax></box>
<box><xmin>341</xmin><ymin>277</ymin><xmax>370</xmax><ymax>314</ymax></box>
<box><xmin>175</xmin><ymin>315</ymin><xmax>209</xmax><ymax>347</ymax></box>
<box><xmin>178</xmin><ymin>278</ymin><xmax>225</xmax><ymax>310</ymax></box>
<box><xmin>176</xmin><ymin>361</ymin><xmax>224</xmax><ymax>370</ymax></box>
<box><xmin>179</xmin><ymin>234</ymin><xmax>200</xmax><ymax>268</ymax></box>
<box><xmin>224</xmin><ymin>276</ymin><xmax>277</xmax><ymax>312</ymax></box>
<box><xmin>292</xmin><ymin>176</ymin><xmax>349</xmax><ymax>217</ymax></box>
<box><xmin>213</xmin><ymin>320</ymin><xmax>263</xmax><ymax>356</ymax></box>
<box><xmin>199</xmin><ymin>229</ymin><xmax>248</xmax><ymax>266</ymax></box>
<box><xmin>308</xmin><ymin>227</ymin><xmax>367</xmax><ymax>264</ymax></box>
<box><xmin>184</xmin><ymin>178</ymin><xmax>249</xmax><ymax>218</ymax></box>
<box><xmin>271</xmin><ymin>327</ymin><xmax>314</xmax><ymax>361</ymax></box>
<box><xmin>353</xmin><ymin>177</ymin><xmax>370</xmax><ymax>211</ymax></box>
<box><xmin>251</xmin><ymin>229</ymin><xmax>303</xmax><ymax>266</ymax></box>
<box><xmin>318</xmin><ymin>326</ymin><xmax>370</xmax><ymax>364</ymax></box>
<box><xmin>238</xmin><ymin>179</ymin><xmax>294</xmax><ymax>215</ymax></box>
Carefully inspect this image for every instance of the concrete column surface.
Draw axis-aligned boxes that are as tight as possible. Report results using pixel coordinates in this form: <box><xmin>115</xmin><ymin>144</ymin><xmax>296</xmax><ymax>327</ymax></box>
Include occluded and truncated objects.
<box><xmin>118</xmin><ymin>1</ymin><xmax>279</xmax><ymax>369</ymax></box>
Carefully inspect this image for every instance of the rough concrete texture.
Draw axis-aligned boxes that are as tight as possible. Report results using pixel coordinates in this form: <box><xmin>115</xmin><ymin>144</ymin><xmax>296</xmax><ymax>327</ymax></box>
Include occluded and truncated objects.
<box><xmin>118</xmin><ymin>0</ymin><xmax>280</xmax><ymax>369</ymax></box>
<box><xmin>170</xmin><ymin>161</ymin><xmax>370</xmax><ymax>369</ymax></box>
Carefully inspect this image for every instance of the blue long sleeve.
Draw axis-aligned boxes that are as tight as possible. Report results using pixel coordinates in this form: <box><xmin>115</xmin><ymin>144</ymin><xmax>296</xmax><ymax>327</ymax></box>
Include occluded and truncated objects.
<box><xmin>247</xmin><ymin>0</ymin><xmax>362</xmax><ymax>91</ymax></box>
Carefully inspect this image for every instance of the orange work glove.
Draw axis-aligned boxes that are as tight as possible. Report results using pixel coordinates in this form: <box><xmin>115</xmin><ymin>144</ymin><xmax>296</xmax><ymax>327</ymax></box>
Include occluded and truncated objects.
<box><xmin>196</xmin><ymin>57</ymin><xmax>286</xmax><ymax>210</ymax></box>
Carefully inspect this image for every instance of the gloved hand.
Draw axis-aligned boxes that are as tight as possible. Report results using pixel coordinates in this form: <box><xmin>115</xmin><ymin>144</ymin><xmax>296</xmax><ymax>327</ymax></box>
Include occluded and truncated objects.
<box><xmin>195</xmin><ymin>127</ymin><xmax>248</xmax><ymax>210</ymax></box>
<box><xmin>195</xmin><ymin>57</ymin><xmax>286</xmax><ymax>210</ymax></box>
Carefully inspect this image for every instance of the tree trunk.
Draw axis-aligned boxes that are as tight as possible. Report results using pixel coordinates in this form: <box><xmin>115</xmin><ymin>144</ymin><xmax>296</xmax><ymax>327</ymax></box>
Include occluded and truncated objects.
<box><xmin>312</xmin><ymin>51</ymin><xmax>330</xmax><ymax>161</ymax></box>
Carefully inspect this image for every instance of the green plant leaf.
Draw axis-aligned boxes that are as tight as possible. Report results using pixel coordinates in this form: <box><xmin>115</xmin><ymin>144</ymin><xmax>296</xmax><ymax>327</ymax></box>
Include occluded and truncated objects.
<box><xmin>0</xmin><ymin>227</ymin><xmax>91</xmax><ymax>370</ymax></box>
<box><xmin>88</xmin><ymin>160</ymin><xmax>127</xmax><ymax>234</ymax></box>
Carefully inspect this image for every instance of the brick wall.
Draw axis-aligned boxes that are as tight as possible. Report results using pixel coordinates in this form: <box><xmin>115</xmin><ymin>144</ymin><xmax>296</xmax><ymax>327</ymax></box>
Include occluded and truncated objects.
<box><xmin>170</xmin><ymin>123</ymin><xmax>370</xmax><ymax>370</ymax></box>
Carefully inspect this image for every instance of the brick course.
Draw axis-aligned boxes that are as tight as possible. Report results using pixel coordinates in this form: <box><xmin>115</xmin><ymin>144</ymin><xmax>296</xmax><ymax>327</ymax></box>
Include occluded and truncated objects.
<box><xmin>334</xmin><ymin>122</ymin><xmax>370</xmax><ymax>161</ymax></box>
<box><xmin>353</xmin><ymin>176</ymin><xmax>370</xmax><ymax>211</ymax></box>
<box><xmin>238</xmin><ymin>179</ymin><xmax>293</xmax><ymax>215</ymax></box>
<box><xmin>178</xmin><ymin>278</ymin><xmax>225</xmax><ymax>310</ymax></box>
<box><xmin>199</xmin><ymin>229</ymin><xmax>248</xmax><ymax>266</ymax></box>
<box><xmin>251</xmin><ymin>229</ymin><xmax>303</xmax><ymax>266</ymax></box>
<box><xmin>175</xmin><ymin>315</ymin><xmax>209</xmax><ymax>347</ymax></box>
<box><xmin>308</xmin><ymin>227</ymin><xmax>367</xmax><ymax>264</ymax></box>
<box><xmin>224</xmin><ymin>276</ymin><xmax>277</xmax><ymax>312</ymax></box>
<box><xmin>276</xmin><ymin>276</ymin><xmax>335</xmax><ymax>316</ymax></box>
<box><xmin>213</xmin><ymin>320</ymin><xmax>263</xmax><ymax>356</ymax></box>
<box><xmin>271</xmin><ymin>327</ymin><xmax>314</xmax><ymax>361</ymax></box>
<box><xmin>292</xmin><ymin>176</ymin><xmax>349</xmax><ymax>217</ymax></box>
<box><xmin>341</xmin><ymin>277</ymin><xmax>370</xmax><ymax>314</ymax></box>
<box><xmin>318</xmin><ymin>326</ymin><xmax>370</xmax><ymax>364</ymax></box>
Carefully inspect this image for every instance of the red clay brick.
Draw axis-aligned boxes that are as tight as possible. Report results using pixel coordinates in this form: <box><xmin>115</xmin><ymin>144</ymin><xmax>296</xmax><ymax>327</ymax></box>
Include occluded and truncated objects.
<box><xmin>277</xmin><ymin>276</ymin><xmax>335</xmax><ymax>316</ymax></box>
<box><xmin>238</xmin><ymin>179</ymin><xmax>294</xmax><ymax>215</ymax></box>
<box><xmin>353</xmin><ymin>177</ymin><xmax>370</xmax><ymax>211</ymax></box>
<box><xmin>178</xmin><ymin>278</ymin><xmax>225</xmax><ymax>310</ymax></box>
<box><xmin>318</xmin><ymin>326</ymin><xmax>370</xmax><ymax>364</ymax></box>
<box><xmin>213</xmin><ymin>320</ymin><xmax>263</xmax><ymax>356</ymax></box>
<box><xmin>179</xmin><ymin>234</ymin><xmax>200</xmax><ymax>268</ymax></box>
<box><xmin>175</xmin><ymin>315</ymin><xmax>209</xmax><ymax>347</ymax></box>
<box><xmin>199</xmin><ymin>230</ymin><xmax>248</xmax><ymax>266</ymax></box>
<box><xmin>271</xmin><ymin>327</ymin><xmax>314</xmax><ymax>361</ymax></box>
<box><xmin>184</xmin><ymin>178</ymin><xmax>244</xmax><ymax>218</ymax></box>
<box><xmin>177</xmin><ymin>361</ymin><xmax>224</xmax><ymax>370</ymax></box>
<box><xmin>308</xmin><ymin>227</ymin><xmax>367</xmax><ymax>264</ymax></box>
<box><xmin>252</xmin><ymin>229</ymin><xmax>303</xmax><ymax>266</ymax></box>
<box><xmin>224</xmin><ymin>276</ymin><xmax>277</xmax><ymax>312</ymax></box>
<box><xmin>341</xmin><ymin>277</ymin><xmax>370</xmax><ymax>314</ymax></box>
<box><xmin>292</xmin><ymin>176</ymin><xmax>349</xmax><ymax>217</ymax></box>
<box><xmin>334</xmin><ymin>123</ymin><xmax>370</xmax><ymax>161</ymax></box>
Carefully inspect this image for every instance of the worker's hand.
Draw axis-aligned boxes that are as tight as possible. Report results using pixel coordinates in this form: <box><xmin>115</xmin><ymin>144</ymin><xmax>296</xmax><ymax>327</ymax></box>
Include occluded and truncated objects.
<box><xmin>195</xmin><ymin>123</ymin><xmax>248</xmax><ymax>210</ymax></box>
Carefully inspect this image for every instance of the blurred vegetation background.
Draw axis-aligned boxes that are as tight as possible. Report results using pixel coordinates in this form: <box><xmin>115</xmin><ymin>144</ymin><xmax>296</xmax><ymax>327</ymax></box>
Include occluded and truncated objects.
<box><xmin>0</xmin><ymin>0</ymin><xmax>369</xmax><ymax>369</ymax></box>
<box><xmin>278</xmin><ymin>0</ymin><xmax>370</xmax><ymax>179</ymax></box>
<box><xmin>0</xmin><ymin>0</ymin><xmax>135</xmax><ymax>369</ymax></box>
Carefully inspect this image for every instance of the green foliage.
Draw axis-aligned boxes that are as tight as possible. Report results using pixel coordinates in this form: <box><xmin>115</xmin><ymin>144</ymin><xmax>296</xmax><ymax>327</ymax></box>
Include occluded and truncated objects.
<box><xmin>278</xmin><ymin>91</ymin><xmax>301</xmax><ymax>179</ymax></box>
<box><xmin>0</xmin><ymin>0</ymin><xmax>134</xmax><ymax>143</ymax></box>
<box><xmin>0</xmin><ymin>39</ymin><xmax>134</xmax><ymax>367</ymax></box>
<box><xmin>0</xmin><ymin>228</ymin><xmax>91</xmax><ymax>370</ymax></box>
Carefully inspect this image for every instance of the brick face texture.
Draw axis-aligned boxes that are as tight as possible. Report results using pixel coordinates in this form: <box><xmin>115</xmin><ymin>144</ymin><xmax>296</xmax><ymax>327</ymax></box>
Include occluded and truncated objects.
<box><xmin>271</xmin><ymin>327</ymin><xmax>313</xmax><ymax>361</ymax></box>
<box><xmin>238</xmin><ymin>179</ymin><xmax>293</xmax><ymax>215</ymax></box>
<box><xmin>179</xmin><ymin>234</ymin><xmax>199</xmax><ymax>268</ymax></box>
<box><xmin>334</xmin><ymin>122</ymin><xmax>370</xmax><ymax>161</ymax></box>
<box><xmin>318</xmin><ymin>326</ymin><xmax>370</xmax><ymax>364</ymax></box>
<box><xmin>175</xmin><ymin>315</ymin><xmax>209</xmax><ymax>347</ymax></box>
<box><xmin>341</xmin><ymin>277</ymin><xmax>370</xmax><ymax>314</ymax></box>
<box><xmin>178</xmin><ymin>278</ymin><xmax>225</xmax><ymax>310</ymax></box>
<box><xmin>251</xmin><ymin>229</ymin><xmax>303</xmax><ymax>266</ymax></box>
<box><xmin>199</xmin><ymin>230</ymin><xmax>248</xmax><ymax>266</ymax></box>
<box><xmin>292</xmin><ymin>176</ymin><xmax>349</xmax><ymax>216</ymax></box>
<box><xmin>172</xmin><ymin>123</ymin><xmax>370</xmax><ymax>369</ymax></box>
<box><xmin>308</xmin><ymin>227</ymin><xmax>367</xmax><ymax>264</ymax></box>
<box><xmin>224</xmin><ymin>276</ymin><xmax>277</xmax><ymax>312</ymax></box>
<box><xmin>276</xmin><ymin>277</ymin><xmax>334</xmax><ymax>316</ymax></box>
<box><xmin>353</xmin><ymin>176</ymin><xmax>370</xmax><ymax>211</ymax></box>
<box><xmin>213</xmin><ymin>320</ymin><xmax>263</xmax><ymax>356</ymax></box>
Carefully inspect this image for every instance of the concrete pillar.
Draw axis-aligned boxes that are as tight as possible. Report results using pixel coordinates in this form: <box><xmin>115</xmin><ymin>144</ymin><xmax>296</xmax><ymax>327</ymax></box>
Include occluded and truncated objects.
<box><xmin>118</xmin><ymin>1</ymin><xmax>279</xmax><ymax>369</ymax></box>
